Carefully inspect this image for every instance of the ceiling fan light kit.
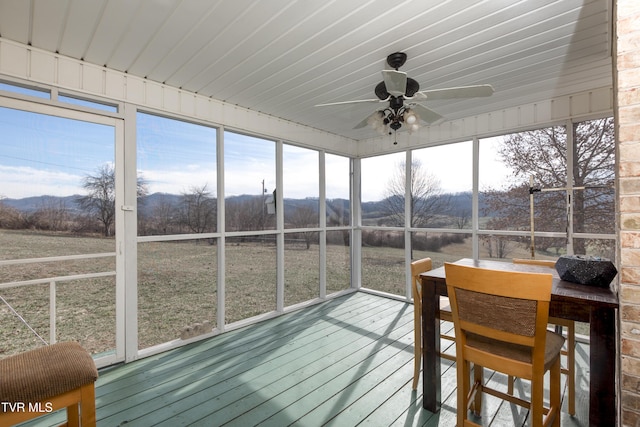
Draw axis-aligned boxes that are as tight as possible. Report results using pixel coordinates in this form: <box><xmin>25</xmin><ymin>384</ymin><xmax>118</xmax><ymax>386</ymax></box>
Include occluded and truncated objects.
<box><xmin>315</xmin><ymin>52</ymin><xmax>494</xmax><ymax>141</ymax></box>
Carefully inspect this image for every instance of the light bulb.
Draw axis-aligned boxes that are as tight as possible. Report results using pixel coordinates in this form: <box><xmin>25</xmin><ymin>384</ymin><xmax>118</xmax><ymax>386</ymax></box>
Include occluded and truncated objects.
<box><xmin>404</xmin><ymin>109</ymin><xmax>418</xmax><ymax>125</ymax></box>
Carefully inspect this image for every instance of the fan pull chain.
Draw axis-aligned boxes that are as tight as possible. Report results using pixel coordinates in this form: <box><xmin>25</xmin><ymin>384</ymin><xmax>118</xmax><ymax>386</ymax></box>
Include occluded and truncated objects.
<box><xmin>0</xmin><ymin>294</ymin><xmax>48</xmax><ymax>345</ymax></box>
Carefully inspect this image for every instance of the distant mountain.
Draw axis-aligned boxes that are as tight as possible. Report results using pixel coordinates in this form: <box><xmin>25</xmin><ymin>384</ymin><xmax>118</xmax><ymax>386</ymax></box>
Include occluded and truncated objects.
<box><xmin>1</xmin><ymin>191</ymin><xmax>492</xmax><ymax>218</ymax></box>
<box><xmin>2</xmin><ymin>195</ymin><xmax>83</xmax><ymax>213</ymax></box>
<box><xmin>137</xmin><ymin>193</ymin><xmax>182</xmax><ymax>217</ymax></box>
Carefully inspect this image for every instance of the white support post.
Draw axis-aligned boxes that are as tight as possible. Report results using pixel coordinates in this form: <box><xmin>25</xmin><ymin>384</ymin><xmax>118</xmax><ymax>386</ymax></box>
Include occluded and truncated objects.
<box><xmin>217</xmin><ymin>126</ymin><xmax>226</xmax><ymax>332</ymax></box>
<box><xmin>405</xmin><ymin>150</ymin><xmax>412</xmax><ymax>301</ymax></box>
<box><xmin>351</xmin><ymin>158</ymin><xmax>362</xmax><ymax>289</ymax></box>
<box><xmin>121</xmin><ymin>103</ymin><xmax>136</xmax><ymax>362</ymax></box>
<box><xmin>276</xmin><ymin>140</ymin><xmax>284</xmax><ymax>312</ymax></box>
<box><xmin>472</xmin><ymin>138</ymin><xmax>480</xmax><ymax>260</ymax></box>
<box><xmin>319</xmin><ymin>151</ymin><xmax>327</xmax><ymax>299</ymax></box>
<box><xmin>566</xmin><ymin>120</ymin><xmax>575</xmax><ymax>255</ymax></box>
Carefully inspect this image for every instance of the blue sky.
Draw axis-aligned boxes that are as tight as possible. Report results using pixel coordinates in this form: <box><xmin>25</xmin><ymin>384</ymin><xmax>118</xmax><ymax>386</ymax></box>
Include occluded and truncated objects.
<box><xmin>0</xmin><ymin>100</ymin><xmax>507</xmax><ymax>201</ymax></box>
<box><xmin>0</xmin><ymin>107</ymin><xmax>352</xmax><ymax>200</ymax></box>
<box><xmin>0</xmin><ymin>106</ymin><xmax>114</xmax><ymax>199</ymax></box>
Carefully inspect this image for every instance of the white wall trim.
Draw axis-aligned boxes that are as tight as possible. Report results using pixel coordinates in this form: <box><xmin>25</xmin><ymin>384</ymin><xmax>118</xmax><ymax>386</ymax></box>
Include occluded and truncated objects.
<box><xmin>357</xmin><ymin>86</ymin><xmax>614</xmax><ymax>157</ymax></box>
<box><xmin>0</xmin><ymin>38</ymin><xmax>358</xmax><ymax>157</ymax></box>
<box><xmin>0</xmin><ymin>38</ymin><xmax>614</xmax><ymax>161</ymax></box>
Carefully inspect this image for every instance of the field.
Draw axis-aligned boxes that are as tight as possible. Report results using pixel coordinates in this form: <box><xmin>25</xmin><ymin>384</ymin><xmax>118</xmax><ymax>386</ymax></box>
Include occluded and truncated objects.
<box><xmin>0</xmin><ymin>229</ymin><xmax>586</xmax><ymax>359</ymax></box>
<box><xmin>0</xmin><ymin>230</ymin><xmax>352</xmax><ymax>357</ymax></box>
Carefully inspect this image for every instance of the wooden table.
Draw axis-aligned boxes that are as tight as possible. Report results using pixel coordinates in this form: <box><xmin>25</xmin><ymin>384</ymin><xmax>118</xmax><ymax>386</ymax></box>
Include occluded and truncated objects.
<box><xmin>420</xmin><ymin>258</ymin><xmax>619</xmax><ymax>427</ymax></box>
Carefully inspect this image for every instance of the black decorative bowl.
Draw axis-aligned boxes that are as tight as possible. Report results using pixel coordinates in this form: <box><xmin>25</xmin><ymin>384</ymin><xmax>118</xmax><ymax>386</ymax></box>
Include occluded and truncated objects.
<box><xmin>555</xmin><ymin>255</ymin><xmax>617</xmax><ymax>287</ymax></box>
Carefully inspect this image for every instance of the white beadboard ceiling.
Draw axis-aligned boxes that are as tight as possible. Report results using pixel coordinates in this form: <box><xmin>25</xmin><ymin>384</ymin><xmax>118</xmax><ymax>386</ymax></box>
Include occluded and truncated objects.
<box><xmin>0</xmin><ymin>0</ymin><xmax>613</xmax><ymax>141</ymax></box>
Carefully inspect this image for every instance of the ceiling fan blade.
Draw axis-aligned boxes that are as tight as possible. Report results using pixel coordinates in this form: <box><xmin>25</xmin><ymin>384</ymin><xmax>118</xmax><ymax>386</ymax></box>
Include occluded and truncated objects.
<box><xmin>315</xmin><ymin>98</ymin><xmax>384</xmax><ymax>107</ymax></box>
<box><xmin>414</xmin><ymin>84</ymin><xmax>494</xmax><ymax>100</ymax></box>
<box><xmin>411</xmin><ymin>104</ymin><xmax>444</xmax><ymax>124</ymax></box>
<box><xmin>354</xmin><ymin>113</ymin><xmax>375</xmax><ymax>129</ymax></box>
<box><xmin>381</xmin><ymin>70</ymin><xmax>407</xmax><ymax>97</ymax></box>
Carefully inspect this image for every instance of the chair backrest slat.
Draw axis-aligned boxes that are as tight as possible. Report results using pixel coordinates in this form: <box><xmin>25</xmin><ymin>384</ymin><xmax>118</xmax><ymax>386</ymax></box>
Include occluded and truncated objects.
<box><xmin>455</xmin><ymin>288</ymin><xmax>538</xmax><ymax>337</ymax></box>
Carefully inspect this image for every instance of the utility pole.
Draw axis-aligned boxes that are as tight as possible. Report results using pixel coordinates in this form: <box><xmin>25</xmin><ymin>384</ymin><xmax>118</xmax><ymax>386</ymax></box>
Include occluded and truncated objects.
<box><xmin>261</xmin><ymin>179</ymin><xmax>266</xmax><ymax>229</ymax></box>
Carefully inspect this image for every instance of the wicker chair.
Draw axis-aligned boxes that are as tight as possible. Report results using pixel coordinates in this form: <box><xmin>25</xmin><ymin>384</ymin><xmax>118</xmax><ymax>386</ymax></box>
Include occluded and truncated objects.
<box><xmin>445</xmin><ymin>263</ymin><xmax>563</xmax><ymax>427</ymax></box>
<box><xmin>411</xmin><ymin>257</ymin><xmax>456</xmax><ymax>390</ymax></box>
<box><xmin>0</xmin><ymin>342</ymin><xmax>98</xmax><ymax>426</ymax></box>
<box><xmin>512</xmin><ymin>258</ymin><xmax>576</xmax><ymax>416</ymax></box>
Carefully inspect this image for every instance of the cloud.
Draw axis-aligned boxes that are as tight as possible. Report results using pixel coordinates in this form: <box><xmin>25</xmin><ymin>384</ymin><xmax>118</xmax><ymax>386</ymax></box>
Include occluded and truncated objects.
<box><xmin>0</xmin><ymin>165</ymin><xmax>82</xmax><ymax>198</ymax></box>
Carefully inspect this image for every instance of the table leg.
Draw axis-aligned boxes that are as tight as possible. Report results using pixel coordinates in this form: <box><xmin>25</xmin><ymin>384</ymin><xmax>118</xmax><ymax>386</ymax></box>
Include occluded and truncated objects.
<box><xmin>589</xmin><ymin>306</ymin><xmax>616</xmax><ymax>426</ymax></box>
<box><xmin>422</xmin><ymin>279</ymin><xmax>441</xmax><ymax>412</ymax></box>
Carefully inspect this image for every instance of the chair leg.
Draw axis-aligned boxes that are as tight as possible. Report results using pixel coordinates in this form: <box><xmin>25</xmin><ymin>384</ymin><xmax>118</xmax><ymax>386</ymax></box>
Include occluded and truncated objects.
<box><xmin>550</xmin><ymin>357</ymin><xmax>561</xmax><ymax>427</ymax></box>
<box><xmin>472</xmin><ymin>365</ymin><xmax>483</xmax><ymax>416</ymax></box>
<box><xmin>458</xmin><ymin>359</ymin><xmax>471</xmax><ymax>425</ymax></box>
<box><xmin>80</xmin><ymin>383</ymin><xmax>96</xmax><ymax>426</ymax></box>
<box><xmin>531</xmin><ymin>369</ymin><xmax>547</xmax><ymax>427</ymax></box>
<box><xmin>413</xmin><ymin>305</ymin><xmax>421</xmax><ymax>390</ymax></box>
<box><xmin>67</xmin><ymin>402</ymin><xmax>80</xmax><ymax>427</ymax></box>
<box><xmin>566</xmin><ymin>321</ymin><xmax>576</xmax><ymax>416</ymax></box>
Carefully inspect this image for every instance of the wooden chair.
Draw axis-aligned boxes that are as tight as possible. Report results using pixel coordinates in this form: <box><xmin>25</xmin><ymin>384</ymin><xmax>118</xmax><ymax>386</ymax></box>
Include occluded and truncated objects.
<box><xmin>512</xmin><ymin>258</ymin><xmax>576</xmax><ymax>416</ymax></box>
<box><xmin>411</xmin><ymin>257</ymin><xmax>456</xmax><ymax>391</ymax></box>
<box><xmin>445</xmin><ymin>263</ymin><xmax>563</xmax><ymax>427</ymax></box>
<box><xmin>0</xmin><ymin>342</ymin><xmax>98</xmax><ymax>426</ymax></box>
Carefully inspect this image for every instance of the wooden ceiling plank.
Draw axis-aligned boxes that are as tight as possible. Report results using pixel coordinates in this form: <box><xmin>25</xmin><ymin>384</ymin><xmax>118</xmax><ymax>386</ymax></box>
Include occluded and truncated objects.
<box><xmin>83</xmin><ymin>0</ymin><xmax>143</xmax><ymax>68</ymax></box>
<box><xmin>0</xmin><ymin>0</ymin><xmax>31</xmax><ymax>45</ymax></box>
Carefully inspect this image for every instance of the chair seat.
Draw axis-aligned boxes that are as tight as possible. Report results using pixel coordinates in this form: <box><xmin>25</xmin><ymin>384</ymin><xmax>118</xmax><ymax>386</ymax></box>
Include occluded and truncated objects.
<box><xmin>0</xmin><ymin>342</ymin><xmax>98</xmax><ymax>403</ymax></box>
<box><xmin>468</xmin><ymin>330</ymin><xmax>565</xmax><ymax>371</ymax></box>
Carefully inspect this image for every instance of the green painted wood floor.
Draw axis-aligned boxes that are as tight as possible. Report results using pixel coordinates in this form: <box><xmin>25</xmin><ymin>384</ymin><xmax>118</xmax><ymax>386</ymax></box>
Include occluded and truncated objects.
<box><xmin>18</xmin><ymin>292</ymin><xmax>589</xmax><ymax>426</ymax></box>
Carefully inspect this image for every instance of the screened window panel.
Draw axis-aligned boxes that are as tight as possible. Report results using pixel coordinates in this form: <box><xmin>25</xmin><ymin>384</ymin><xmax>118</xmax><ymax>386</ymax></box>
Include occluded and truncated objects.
<box><xmin>224</xmin><ymin>132</ymin><xmax>276</xmax><ymax>232</ymax></box>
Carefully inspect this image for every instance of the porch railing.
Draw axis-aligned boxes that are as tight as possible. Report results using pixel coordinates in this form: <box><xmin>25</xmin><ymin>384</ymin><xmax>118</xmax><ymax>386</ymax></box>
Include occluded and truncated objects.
<box><xmin>0</xmin><ymin>253</ymin><xmax>115</xmax><ymax>346</ymax></box>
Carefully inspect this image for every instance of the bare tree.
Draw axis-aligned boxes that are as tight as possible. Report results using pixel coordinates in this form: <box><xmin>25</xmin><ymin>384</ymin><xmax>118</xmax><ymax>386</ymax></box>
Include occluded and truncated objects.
<box><xmin>484</xmin><ymin>118</ymin><xmax>614</xmax><ymax>254</ymax></box>
<box><xmin>326</xmin><ymin>199</ymin><xmax>349</xmax><ymax>227</ymax></box>
<box><xmin>78</xmin><ymin>165</ymin><xmax>116</xmax><ymax>236</ymax></box>
<box><xmin>0</xmin><ymin>196</ymin><xmax>24</xmax><ymax>229</ymax></box>
<box><xmin>179</xmin><ymin>184</ymin><xmax>216</xmax><ymax>233</ymax></box>
<box><xmin>326</xmin><ymin>198</ymin><xmax>350</xmax><ymax>247</ymax></box>
<box><xmin>78</xmin><ymin>164</ymin><xmax>148</xmax><ymax>236</ymax></box>
<box><xmin>289</xmin><ymin>205</ymin><xmax>317</xmax><ymax>249</ymax></box>
<box><xmin>452</xmin><ymin>193</ymin><xmax>472</xmax><ymax>229</ymax></box>
<box><xmin>152</xmin><ymin>195</ymin><xmax>179</xmax><ymax>234</ymax></box>
<box><xmin>225</xmin><ymin>197</ymin><xmax>274</xmax><ymax>232</ymax></box>
<box><xmin>383</xmin><ymin>160</ymin><xmax>449</xmax><ymax>227</ymax></box>
<box><xmin>33</xmin><ymin>197</ymin><xmax>71</xmax><ymax>231</ymax></box>
<box><xmin>482</xmin><ymin>235</ymin><xmax>514</xmax><ymax>259</ymax></box>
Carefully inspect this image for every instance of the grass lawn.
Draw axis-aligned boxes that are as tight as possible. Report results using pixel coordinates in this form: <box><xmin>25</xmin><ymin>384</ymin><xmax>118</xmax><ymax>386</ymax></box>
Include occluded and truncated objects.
<box><xmin>0</xmin><ymin>229</ymin><xmax>587</xmax><ymax>359</ymax></box>
<box><xmin>0</xmin><ymin>230</ymin><xmax>352</xmax><ymax>356</ymax></box>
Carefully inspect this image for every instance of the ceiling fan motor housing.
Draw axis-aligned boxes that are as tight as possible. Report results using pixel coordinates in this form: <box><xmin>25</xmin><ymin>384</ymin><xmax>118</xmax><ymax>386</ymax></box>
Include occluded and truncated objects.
<box><xmin>386</xmin><ymin>52</ymin><xmax>407</xmax><ymax>69</ymax></box>
<box><xmin>389</xmin><ymin>96</ymin><xmax>404</xmax><ymax>110</ymax></box>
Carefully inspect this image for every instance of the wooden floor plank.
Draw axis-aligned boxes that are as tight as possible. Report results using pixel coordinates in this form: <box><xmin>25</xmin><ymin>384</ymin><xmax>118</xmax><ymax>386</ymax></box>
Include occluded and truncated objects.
<box><xmin>100</xmin><ymin>295</ymin><xmax>406</xmax><ymax>425</ymax></box>
<box><xmin>151</xmin><ymin>300</ymin><xmax>413</xmax><ymax>425</ymax></box>
<box><xmin>320</xmin><ymin>353</ymin><xmax>420</xmax><ymax>426</ymax></box>
<box><xmin>16</xmin><ymin>292</ymin><xmax>591</xmax><ymax>427</ymax></box>
<box><xmin>99</xmin><ymin>293</ymin><xmax>381</xmax><ymax>397</ymax></box>
<box><xmin>200</xmin><ymin>306</ymin><xmax>415</xmax><ymax>426</ymax></box>
<box><xmin>251</xmin><ymin>334</ymin><xmax>414</xmax><ymax>426</ymax></box>
<box><xmin>358</xmin><ymin>326</ymin><xmax>458</xmax><ymax>427</ymax></box>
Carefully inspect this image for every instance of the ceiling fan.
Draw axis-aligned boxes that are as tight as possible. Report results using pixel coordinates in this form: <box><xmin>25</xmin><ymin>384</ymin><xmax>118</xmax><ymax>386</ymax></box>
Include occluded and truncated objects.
<box><xmin>315</xmin><ymin>52</ymin><xmax>494</xmax><ymax>138</ymax></box>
